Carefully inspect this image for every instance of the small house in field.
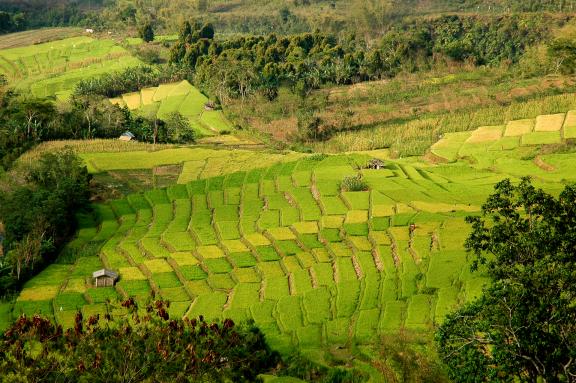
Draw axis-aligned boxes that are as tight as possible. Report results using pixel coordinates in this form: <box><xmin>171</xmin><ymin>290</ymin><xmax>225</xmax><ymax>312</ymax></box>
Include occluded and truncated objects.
<box><xmin>204</xmin><ymin>101</ymin><xmax>216</xmax><ymax>111</ymax></box>
<box><xmin>367</xmin><ymin>159</ymin><xmax>386</xmax><ymax>170</ymax></box>
<box><xmin>93</xmin><ymin>269</ymin><xmax>118</xmax><ymax>287</ymax></box>
<box><xmin>119</xmin><ymin>131</ymin><xmax>135</xmax><ymax>141</ymax></box>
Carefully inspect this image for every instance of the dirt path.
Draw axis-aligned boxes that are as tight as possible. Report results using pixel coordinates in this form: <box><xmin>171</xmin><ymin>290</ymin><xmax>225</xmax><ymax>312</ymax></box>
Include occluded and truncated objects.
<box><xmin>534</xmin><ymin>156</ymin><xmax>556</xmax><ymax>172</ymax></box>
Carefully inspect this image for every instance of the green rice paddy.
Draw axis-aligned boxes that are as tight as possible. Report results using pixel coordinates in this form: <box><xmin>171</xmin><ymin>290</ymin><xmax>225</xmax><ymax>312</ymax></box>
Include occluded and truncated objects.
<box><xmin>110</xmin><ymin>80</ymin><xmax>232</xmax><ymax>136</ymax></box>
<box><xmin>0</xmin><ymin>36</ymin><xmax>141</xmax><ymax>99</ymax></box>
<box><xmin>6</xmin><ymin>135</ymin><xmax>575</xmax><ymax>363</ymax></box>
<box><xmin>431</xmin><ymin>112</ymin><xmax>576</xmax><ymax>174</ymax></box>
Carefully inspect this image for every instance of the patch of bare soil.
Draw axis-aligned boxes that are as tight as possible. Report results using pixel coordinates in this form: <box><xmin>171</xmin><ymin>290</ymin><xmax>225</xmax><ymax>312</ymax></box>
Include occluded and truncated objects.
<box><xmin>534</xmin><ymin>156</ymin><xmax>556</xmax><ymax>172</ymax></box>
<box><xmin>423</xmin><ymin>150</ymin><xmax>449</xmax><ymax>164</ymax></box>
<box><xmin>154</xmin><ymin>164</ymin><xmax>181</xmax><ymax>176</ymax></box>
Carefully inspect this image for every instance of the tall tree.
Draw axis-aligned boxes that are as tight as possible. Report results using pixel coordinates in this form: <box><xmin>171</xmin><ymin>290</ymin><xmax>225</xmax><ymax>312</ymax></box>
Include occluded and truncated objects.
<box><xmin>436</xmin><ymin>178</ymin><xmax>576</xmax><ymax>382</ymax></box>
<box><xmin>138</xmin><ymin>21</ymin><xmax>155</xmax><ymax>43</ymax></box>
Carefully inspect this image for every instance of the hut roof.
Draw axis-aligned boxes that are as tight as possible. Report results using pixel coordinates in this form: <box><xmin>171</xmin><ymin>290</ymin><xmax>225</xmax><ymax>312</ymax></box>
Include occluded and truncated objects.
<box><xmin>369</xmin><ymin>158</ymin><xmax>385</xmax><ymax>165</ymax></box>
<box><xmin>92</xmin><ymin>269</ymin><xmax>118</xmax><ymax>279</ymax></box>
<box><xmin>121</xmin><ymin>131</ymin><xmax>135</xmax><ymax>138</ymax></box>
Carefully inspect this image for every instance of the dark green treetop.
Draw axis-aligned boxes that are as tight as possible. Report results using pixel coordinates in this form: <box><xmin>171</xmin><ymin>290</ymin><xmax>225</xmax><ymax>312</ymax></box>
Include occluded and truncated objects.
<box><xmin>437</xmin><ymin>178</ymin><xmax>576</xmax><ymax>382</ymax></box>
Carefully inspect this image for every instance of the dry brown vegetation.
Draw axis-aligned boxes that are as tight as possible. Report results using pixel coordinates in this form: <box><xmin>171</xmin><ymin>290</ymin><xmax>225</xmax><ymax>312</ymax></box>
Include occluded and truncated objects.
<box><xmin>0</xmin><ymin>28</ymin><xmax>83</xmax><ymax>49</ymax></box>
<box><xmin>227</xmin><ymin>67</ymin><xmax>576</xmax><ymax>148</ymax></box>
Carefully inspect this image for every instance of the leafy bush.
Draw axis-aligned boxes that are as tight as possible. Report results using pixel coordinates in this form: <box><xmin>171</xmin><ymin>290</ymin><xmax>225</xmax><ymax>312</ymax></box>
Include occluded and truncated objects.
<box><xmin>0</xmin><ymin>149</ymin><xmax>92</xmax><ymax>292</ymax></box>
<box><xmin>437</xmin><ymin>179</ymin><xmax>576</xmax><ymax>382</ymax></box>
<box><xmin>0</xmin><ymin>299</ymin><xmax>280</xmax><ymax>382</ymax></box>
<box><xmin>340</xmin><ymin>174</ymin><xmax>369</xmax><ymax>192</ymax></box>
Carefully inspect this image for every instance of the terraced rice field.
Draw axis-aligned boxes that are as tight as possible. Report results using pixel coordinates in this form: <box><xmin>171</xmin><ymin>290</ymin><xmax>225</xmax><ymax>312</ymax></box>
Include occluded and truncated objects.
<box><xmin>431</xmin><ymin>112</ymin><xmax>576</xmax><ymax>174</ymax></box>
<box><xmin>7</xmin><ymin>138</ymin><xmax>575</xmax><ymax>359</ymax></box>
<box><xmin>564</xmin><ymin>110</ymin><xmax>576</xmax><ymax>139</ymax></box>
<box><xmin>5</xmin><ymin>104</ymin><xmax>576</xmax><ymax>374</ymax></box>
<box><xmin>77</xmin><ymin>147</ymin><xmax>305</xmax><ymax>194</ymax></box>
<box><xmin>0</xmin><ymin>36</ymin><xmax>141</xmax><ymax>99</ymax></box>
<box><xmin>0</xmin><ymin>28</ymin><xmax>84</xmax><ymax>49</ymax></box>
<box><xmin>110</xmin><ymin>80</ymin><xmax>232</xmax><ymax>136</ymax></box>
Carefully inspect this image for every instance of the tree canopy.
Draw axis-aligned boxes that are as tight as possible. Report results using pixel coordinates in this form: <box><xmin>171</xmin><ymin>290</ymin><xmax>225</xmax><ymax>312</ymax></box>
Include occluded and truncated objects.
<box><xmin>138</xmin><ymin>21</ymin><xmax>154</xmax><ymax>42</ymax></box>
<box><xmin>0</xmin><ymin>299</ymin><xmax>280</xmax><ymax>381</ymax></box>
<box><xmin>436</xmin><ymin>178</ymin><xmax>576</xmax><ymax>382</ymax></box>
<box><xmin>169</xmin><ymin>15</ymin><xmax>549</xmax><ymax>104</ymax></box>
<box><xmin>0</xmin><ymin>149</ymin><xmax>92</xmax><ymax>292</ymax></box>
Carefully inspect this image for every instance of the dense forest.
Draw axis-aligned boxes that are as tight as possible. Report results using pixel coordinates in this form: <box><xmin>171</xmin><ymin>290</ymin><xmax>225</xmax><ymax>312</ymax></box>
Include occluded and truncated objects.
<box><xmin>167</xmin><ymin>14</ymin><xmax>551</xmax><ymax>104</ymax></box>
<box><xmin>2</xmin><ymin>0</ymin><xmax>576</xmax><ymax>36</ymax></box>
<box><xmin>0</xmin><ymin>150</ymin><xmax>91</xmax><ymax>295</ymax></box>
<box><xmin>0</xmin><ymin>0</ymin><xmax>103</xmax><ymax>31</ymax></box>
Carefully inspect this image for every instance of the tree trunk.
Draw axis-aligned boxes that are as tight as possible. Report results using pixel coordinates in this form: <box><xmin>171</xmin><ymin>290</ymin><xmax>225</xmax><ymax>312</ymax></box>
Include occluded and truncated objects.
<box><xmin>153</xmin><ymin>120</ymin><xmax>158</xmax><ymax>151</ymax></box>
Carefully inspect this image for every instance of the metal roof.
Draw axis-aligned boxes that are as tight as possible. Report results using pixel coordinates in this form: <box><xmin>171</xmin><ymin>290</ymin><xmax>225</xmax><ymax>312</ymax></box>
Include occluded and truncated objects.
<box><xmin>121</xmin><ymin>131</ymin><xmax>135</xmax><ymax>138</ymax></box>
<box><xmin>92</xmin><ymin>269</ymin><xmax>118</xmax><ymax>279</ymax></box>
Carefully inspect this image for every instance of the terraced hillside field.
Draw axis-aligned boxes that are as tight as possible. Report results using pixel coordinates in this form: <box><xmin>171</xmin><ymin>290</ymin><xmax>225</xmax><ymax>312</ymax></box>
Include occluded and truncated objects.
<box><xmin>431</xmin><ymin>111</ymin><xmax>576</xmax><ymax>169</ymax></box>
<box><xmin>0</xmin><ymin>36</ymin><xmax>141</xmax><ymax>99</ymax></box>
<box><xmin>81</xmin><ymin>146</ymin><xmax>305</xmax><ymax>194</ymax></box>
<box><xmin>7</xmin><ymin>139</ymin><xmax>576</xmax><ymax>364</ymax></box>
<box><xmin>17</xmin><ymin>142</ymin><xmax>293</xmax><ymax>196</ymax></box>
<box><xmin>110</xmin><ymin>80</ymin><xmax>232</xmax><ymax>136</ymax></box>
<box><xmin>5</xmin><ymin>105</ymin><xmax>576</xmax><ymax>378</ymax></box>
<box><xmin>0</xmin><ymin>28</ymin><xmax>84</xmax><ymax>49</ymax></box>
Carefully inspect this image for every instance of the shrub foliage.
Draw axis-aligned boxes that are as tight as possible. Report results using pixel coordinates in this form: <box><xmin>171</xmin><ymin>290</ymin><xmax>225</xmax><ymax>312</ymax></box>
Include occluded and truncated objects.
<box><xmin>436</xmin><ymin>178</ymin><xmax>576</xmax><ymax>382</ymax></box>
<box><xmin>0</xmin><ymin>299</ymin><xmax>279</xmax><ymax>382</ymax></box>
<box><xmin>340</xmin><ymin>174</ymin><xmax>369</xmax><ymax>192</ymax></box>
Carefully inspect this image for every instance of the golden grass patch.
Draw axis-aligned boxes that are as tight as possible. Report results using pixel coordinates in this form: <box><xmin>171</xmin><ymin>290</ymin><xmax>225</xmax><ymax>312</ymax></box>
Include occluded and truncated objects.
<box><xmin>563</xmin><ymin>110</ymin><xmax>576</xmax><ymax>139</ymax></box>
<box><xmin>564</xmin><ymin>110</ymin><xmax>576</xmax><ymax>128</ymax></box>
<box><xmin>371</xmin><ymin>204</ymin><xmax>395</xmax><ymax>217</ymax></box>
<box><xmin>466</xmin><ymin>125</ymin><xmax>503</xmax><ymax>143</ymax></box>
<box><xmin>141</xmin><ymin>87</ymin><xmax>157</xmax><ymax>105</ymax></box>
<box><xmin>311</xmin><ymin>248</ymin><xmax>332</xmax><ymax>263</ymax></box>
<box><xmin>233</xmin><ymin>268</ymin><xmax>261</xmax><ymax>283</ymax></box>
<box><xmin>388</xmin><ymin>227</ymin><xmax>411</xmax><ymax>241</ymax></box>
<box><xmin>348</xmin><ymin>236</ymin><xmax>372</xmax><ymax>251</ymax></box>
<box><xmin>168</xmin><ymin>80</ymin><xmax>194</xmax><ymax>97</ymax></box>
<box><xmin>170</xmin><ymin>252</ymin><xmax>200</xmax><ymax>266</ymax></box>
<box><xmin>109</xmin><ymin>97</ymin><xmax>126</xmax><ymax>107</ymax></box>
<box><xmin>396</xmin><ymin>203</ymin><xmax>416</xmax><ymax>214</ymax></box>
<box><xmin>410</xmin><ymin>201</ymin><xmax>480</xmax><ymax>213</ymax></box>
<box><xmin>197</xmin><ymin>245</ymin><xmax>225</xmax><ymax>259</ymax></box>
<box><xmin>119</xmin><ymin>267</ymin><xmax>147</xmax><ymax>280</ymax></box>
<box><xmin>122</xmin><ymin>92</ymin><xmax>142</xmax><ymax>110</ymax></box>
<box><xmin>266</xmin><ymin>227</ymin><xmax>296</xmax><ymax>240</ymax></box>
<box><xmin>535</xmin><ymin>113</ymin><xmax>565</xmax><ymax>132</ymax></box>
<box><xmin>412</xmin><ymin>222</ymin><xmax>441</xmax><ymax>236</ymax></box>
<box><xmin>292</xmin><ymin>221</ymin><xmax>319</xmax><ymax>234</ymax></box>
<box><xmin>143</xmin><ymin>259</ymin><xmax>173</xmax><ymax>273</ymax></box>
<box><xmin>243</xmin><ymin>233</ymin><xmax>270</xmax><ymax>247</ymax></box>
<box><xmin>345</xmin><ymin>210</ymin><xmax>369</xmax><ymax>223</ymax></box>
<box><xmin>321</xmin><ymin>215</ymin><xmax>344</xmax><ymax>228</ymax></box>
<box><xmin>198</xmin><ymin>135</ymin><xmax>261</xmax><ymax>146</ymax></box>
<box><xmin>221</xmin><ymin>240</ymin><xmax>249</xmax><ymax>253</ymax></box>
<box><xmin>18</xmin><ymin>285</ymin><xmax>59</xmax><ymax>301</ymax></box>
<box><xmin>63</xmin><ymin>279</ymin><xmax>86</xmax><ymax>293</ymax></box>
<box><xmin>504</xmin><ymin>119</ymin><xmax>534</xmax><ymax>137</ymax></box>
<box><xmin>370</xmin><ymin>231</ymin><xmax>391</xmax><ymax>245</ymax></box>
<box><xmin>186</xmin><ymin>280</ymin><xmax>213</xmax><ymax>296</ymax></box>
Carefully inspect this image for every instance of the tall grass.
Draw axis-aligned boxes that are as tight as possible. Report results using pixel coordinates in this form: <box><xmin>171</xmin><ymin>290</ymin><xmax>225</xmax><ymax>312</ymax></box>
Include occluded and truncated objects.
<box><xmin>17</xmin><ymin>139</ymin><xmax>176</xmax><ymax>165</ymax></box>
<box><xmin>314</xmin><ymin>93</ymin><xmax>576</xmax><ymax>156</ymax></box>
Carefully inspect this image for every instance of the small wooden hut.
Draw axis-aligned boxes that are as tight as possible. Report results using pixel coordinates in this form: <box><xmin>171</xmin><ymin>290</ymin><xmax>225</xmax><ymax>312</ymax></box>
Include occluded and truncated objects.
<box><xmin>119</xmin><ymin>131</ymin><xmax>135</xmax><ymax>142</ymax></box>
<box><xmin>93</xmin><ymin>269</ymin><xmax>118</xmax><ymax>287</ymax></box>
<box><xmin>367</xmin><ymin>159</ymin><xmax>386</xmax><ymax>170</ymax></box>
